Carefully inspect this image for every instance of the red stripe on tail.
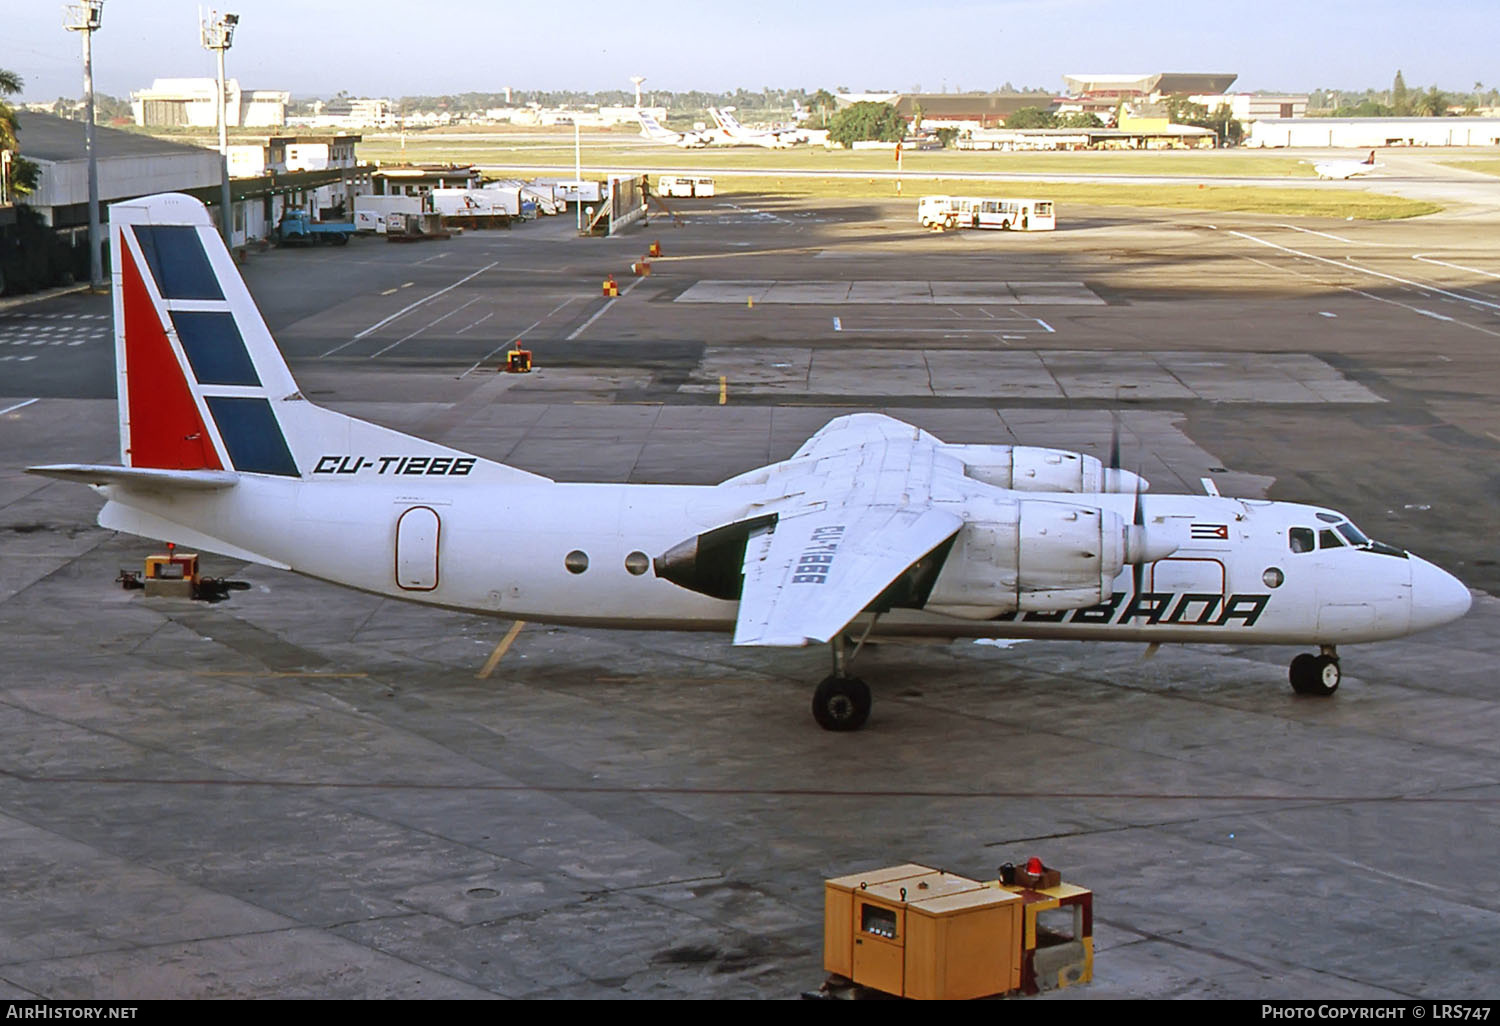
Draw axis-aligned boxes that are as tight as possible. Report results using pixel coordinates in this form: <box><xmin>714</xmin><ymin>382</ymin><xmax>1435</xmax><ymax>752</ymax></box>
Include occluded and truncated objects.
<box><xmin>120</xmin><ymin>242</ymin><xmax>222</xmax><ymax>470</ymax></box>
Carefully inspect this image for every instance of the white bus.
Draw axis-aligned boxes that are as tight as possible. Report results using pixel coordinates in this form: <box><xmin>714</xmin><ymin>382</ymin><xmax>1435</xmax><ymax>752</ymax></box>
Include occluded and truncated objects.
<box><xmin>917</xmin><ymin>195</ymin><xmax>1055</xmax><ymax>231</ymax></box>
<box><xmin>656</xmin><ymin>175</ymin><xmax>716</xmax><ymax>198</ymax></box>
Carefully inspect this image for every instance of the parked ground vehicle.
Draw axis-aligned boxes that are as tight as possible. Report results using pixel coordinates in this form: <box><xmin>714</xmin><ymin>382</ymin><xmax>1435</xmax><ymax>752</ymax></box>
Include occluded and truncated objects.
<box><xmin>657</xmin><ymin>175</ymin><xmax>717</xmax><ymax>198</ymax></box>
<box><xmin>353</xmin><ymin>195</ymin><xmax>423</xmax><ymax>234</ymax></box>
<box><xmin>274</xmin><ymin>209</ymin><xmax>354</xmax><ymax>246</ymax></box>
<box><xmin>917</xmin><ymin>195</ymin><xmax>1056</xmax><ymax>231</ymax></box>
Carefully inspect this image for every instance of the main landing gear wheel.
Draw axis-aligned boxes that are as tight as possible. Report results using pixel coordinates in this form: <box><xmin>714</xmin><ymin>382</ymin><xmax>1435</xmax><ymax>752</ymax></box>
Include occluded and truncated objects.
<box><xmin>812</xmin><ymin>675</ymin><xmax>871</xmax><ymax>732</ymax></box>
<box><xmin>1290</xmin><ymin>649</ymin><xmax>1341</xmax><ymax>696</ymax></box>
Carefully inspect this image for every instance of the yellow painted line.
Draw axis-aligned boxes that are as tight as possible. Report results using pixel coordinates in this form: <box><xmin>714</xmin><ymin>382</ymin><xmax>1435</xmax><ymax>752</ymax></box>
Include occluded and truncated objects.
<box><xmin>194</xmin><ymin>671</ymin><xmax>368</xmax><ymax>679</ymax></box>
<box><xmin>476</xmin><ymin>620</ymin><xmax>526</xmax><ymax>679</ymax></box>
<box><xmin>719</xmin><ymin>376</ymin><xmax>728</xmax><ymax>405</ymax></box>
<box><xmin>400</xmin><ymin>281</ymin><xmax>415</xmax><ymax>289</ymax></box>
<box><xmin>380</xmin><ymin>288</ymin><xmax>399</xmax><ymax>296</ymax></box>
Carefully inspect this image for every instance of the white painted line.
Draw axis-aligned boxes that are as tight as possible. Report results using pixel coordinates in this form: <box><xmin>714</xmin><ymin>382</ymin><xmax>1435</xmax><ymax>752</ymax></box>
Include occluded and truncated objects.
<box><xmin>1033</xmin><ymin>318</ymin><xmax>1055</xmax><ymax>333</ymax></box>
<box><xmin>1239</xmin><ymin>252</ymin><xmax>1500</xmax><ymax>339</ymax></box>
<box><xmin>1319</xmin><ymin>311</ymin><xmax>1337</xmax><ymax>318</ymax></box>
<box><xmin>0</xmin><ymin>398</ymin><xmax>39</xmax><ymax>416</ymax></box>
<box><xmin>323</xmin><ymin>261</ymin><xmax>499</xmax><ymax>357</ymax></box>
<box><xmin>1276</xmin><ymin>223</ymin><xmax>1356</xmax><ymax>243</ymax></box>
<box><xmin>454</xmin><ymin>311</ymin><xmax>496</xmax><ymax>336</ymax></box>
<box><xmin>565</xmin><ymin>277</ymin><xmax>645</xmax><ymax>341</ymax></box>
<box><xmin>1200</xmin><ymin>477</ymin><xmax>1221</xmax><ymax>497</ymax></box>
<box><xmin>1228</xmin><ymin>231</ymin><xmax>1500</xmax><ymax>312</ymax></box>
<box><xmin>1415</xmin><ymin>309</ymin><xmax>1456</xmax><ymax>323</ymax></box>
<box><xmin>1413</xmin><ymin>254</ymin><xmax>1500</xmax><ymax>280</ymax></box>
<box><xmin>833</xmin><ymin>317</ymin><xmax>842</xmax><ymax>331</ymax></box>
<box><xmin>369</xmin><ymin>297</ymin><xmax>482</xmax><ymax>358</ymax></box>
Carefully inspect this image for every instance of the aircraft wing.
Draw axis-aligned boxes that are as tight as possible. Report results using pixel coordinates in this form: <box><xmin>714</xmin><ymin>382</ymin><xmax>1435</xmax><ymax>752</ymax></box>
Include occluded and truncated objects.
<box><xmin>733</xmin><ymin>504</ymin><xmax>962</xmax><ymax>647</ymax></box>
<box><xmin>791</xmin><ymin>412</ymin><xmax>942</xmax><ymax>461</ymax></box>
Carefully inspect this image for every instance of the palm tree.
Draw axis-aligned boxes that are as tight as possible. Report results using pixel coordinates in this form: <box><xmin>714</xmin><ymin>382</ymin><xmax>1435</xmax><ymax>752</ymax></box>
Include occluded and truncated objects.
<box><xmin>1</xmin><ymin>67</ymin><xmax>40</xmax><ymax>200</ymax></box>
<box><xmin>1</xmin><ymin>68</ymin><xmax>23</xmax><ymax>151</ymax></box>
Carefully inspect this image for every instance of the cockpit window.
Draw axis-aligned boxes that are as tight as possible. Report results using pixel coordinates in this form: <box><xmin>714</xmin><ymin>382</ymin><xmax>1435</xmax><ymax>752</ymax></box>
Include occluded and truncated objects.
<box><xmin>1304</xmin><ymin>514</ymin><xmax>1406</xmax><ymax>558</ymax></box>
<box><xmin>1337</xmin><ymin>522</ymin><xmax>1370</xmax><ymax>547</ymax></box>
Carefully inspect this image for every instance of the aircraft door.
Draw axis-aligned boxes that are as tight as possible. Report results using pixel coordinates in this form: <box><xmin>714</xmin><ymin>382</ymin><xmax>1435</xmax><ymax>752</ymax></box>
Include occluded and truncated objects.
<box><xmin>395</xmin><ymin>505</ymin><xmax>441</xmax><ymax>591</ymax></box>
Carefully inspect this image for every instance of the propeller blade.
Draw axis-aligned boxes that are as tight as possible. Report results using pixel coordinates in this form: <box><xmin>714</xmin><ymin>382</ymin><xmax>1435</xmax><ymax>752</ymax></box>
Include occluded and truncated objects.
<box><xmin>1108</xmin><ymin>411</ymin><xmax>1121</xmax><ymax>472</ymax></box>
<box><xmin>1133</xmin><ymin>468</ymin><xmax>1145</xmax><ymax>596</ymax></box>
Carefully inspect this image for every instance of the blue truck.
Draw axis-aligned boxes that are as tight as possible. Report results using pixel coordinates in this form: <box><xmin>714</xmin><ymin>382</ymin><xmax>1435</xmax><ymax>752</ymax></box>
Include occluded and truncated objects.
<box><xmin>274</xmin><ymin>209</ymin><xmax>354</xmax><ymax>246</ymax></box>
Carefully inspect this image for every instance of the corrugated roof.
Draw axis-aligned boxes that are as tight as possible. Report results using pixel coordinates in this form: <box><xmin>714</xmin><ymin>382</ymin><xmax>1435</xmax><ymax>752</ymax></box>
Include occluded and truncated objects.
<box><xmin>16</xmin><ymin>111</ymin><xmax>212</xmax><ymax>164</ymax></box>
<box><xmin>892</xmin><ymin>93</ymin><xmax>1049</xmax><ymax>117</ymax></box>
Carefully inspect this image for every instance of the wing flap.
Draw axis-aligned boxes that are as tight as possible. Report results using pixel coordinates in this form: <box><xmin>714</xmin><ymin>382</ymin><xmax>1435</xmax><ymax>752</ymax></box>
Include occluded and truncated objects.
<box><xmin>733</xmin><ymin>506</ymin><xmax>963</xmax><ymax>647</ymax></box>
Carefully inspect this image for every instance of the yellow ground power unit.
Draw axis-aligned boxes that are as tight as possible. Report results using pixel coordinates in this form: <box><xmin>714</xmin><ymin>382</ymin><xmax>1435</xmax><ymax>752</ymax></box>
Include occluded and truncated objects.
<box><xmin>142</xmin><ymin>551</ymin><xmax>199</xmax><ymax>598</ymax></box>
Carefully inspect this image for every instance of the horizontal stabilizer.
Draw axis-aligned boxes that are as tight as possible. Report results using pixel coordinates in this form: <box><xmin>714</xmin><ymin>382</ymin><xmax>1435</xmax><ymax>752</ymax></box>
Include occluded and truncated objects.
<box><xmin>27</xmin><ymin>464</ymin><xmax>240</xmax><ymax>491</ymax></box>
<box><xmin>96</xmin><ymin>500</ymin><xmax>290</xmax><ymax>570</ymax></box>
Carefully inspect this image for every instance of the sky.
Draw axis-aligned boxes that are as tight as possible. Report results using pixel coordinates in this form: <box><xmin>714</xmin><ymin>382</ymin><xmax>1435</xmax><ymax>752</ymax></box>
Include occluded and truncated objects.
<box><xmin>6</xmin><ymin>0</ymin><xmax>1498</xmax><ymax>104</ymax></box>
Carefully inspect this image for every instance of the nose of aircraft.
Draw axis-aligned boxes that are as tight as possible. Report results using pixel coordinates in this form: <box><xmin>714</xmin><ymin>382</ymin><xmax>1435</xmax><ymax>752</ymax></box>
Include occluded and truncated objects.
<box><xmin>1408</xmin><ymin>556</ymin><xmax>1472</xmax><ymax>633</ymax></box>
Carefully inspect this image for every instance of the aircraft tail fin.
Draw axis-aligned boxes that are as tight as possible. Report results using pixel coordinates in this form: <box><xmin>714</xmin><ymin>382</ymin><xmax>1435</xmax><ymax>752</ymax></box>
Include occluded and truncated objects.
<box><xmin>104</xmin><ymin>193</ymin><xmax>547</xmax><ymax>486</ymax></box>
<box><xmin>111</xmin><ymin>193</ymin><xmax>300</xmax><ymax>475</ymax></box>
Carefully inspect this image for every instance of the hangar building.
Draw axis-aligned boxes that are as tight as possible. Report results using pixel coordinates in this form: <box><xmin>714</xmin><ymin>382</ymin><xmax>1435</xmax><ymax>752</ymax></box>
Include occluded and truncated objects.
<box><xmin>1247</xmin><ymin>117</ymin><xmax>1500</xmax><ymax>148</ymax></box>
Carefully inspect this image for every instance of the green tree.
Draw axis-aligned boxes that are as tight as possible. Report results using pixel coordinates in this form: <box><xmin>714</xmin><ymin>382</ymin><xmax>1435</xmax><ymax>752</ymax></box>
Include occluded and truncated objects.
<box><xmin>934</xmin><ymin>126</ymin><xmax>959</xmax><ymax>148</ymax></box>
<box><xmin>808</xmin><ymin>88</ymin><xmax>837</xmax><ymax>129</ymax></box>
<box><xmin>1392</xmin><ymin>70</ymin><xmax>1410</xmax><ymax>115</ymax></box>
<box><xmin>1005</xmin><ymin>106</ymin><xmax>1056</xmax><ymax>129</ymax></box>
<box><xmin>827</xmin><ymin>101</ymin><xmax>906</xmax><ymax>146</ymax></box>
<box><xmin>1418</xmin><ymin>85</ymin><xmax>1447</xmax><ymax>116</ymax></box>
<box><xmin>1</xmin><ymin>68</ymin><xmax>40</xmax><ymax>199</ymax></box>
<box><xmin>1164</xmin><ymin>96</ymin><xmax>1210</xmax><ymax>123</ymax></box>
<box><xmin>1055</xmin><ymin>112</ymin><xmax>1102</xmax><ymax>129</ymax></box>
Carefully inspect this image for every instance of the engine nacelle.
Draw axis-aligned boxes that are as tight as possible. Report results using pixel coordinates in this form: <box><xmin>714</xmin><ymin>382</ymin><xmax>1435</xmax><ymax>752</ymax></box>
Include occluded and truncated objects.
<box><xmin>924</xmin><ymin>500</ymin><xmax>1128</xmax><ymax>619</ymax></box>
<box><xmin>942</xmin><ymin>444</ymin><xmax>1146</xmax><ymax>494</ymax></box>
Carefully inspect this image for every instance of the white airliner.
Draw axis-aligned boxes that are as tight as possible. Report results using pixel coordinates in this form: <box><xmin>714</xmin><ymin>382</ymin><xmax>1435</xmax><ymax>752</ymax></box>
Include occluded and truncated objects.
<box><xmin>1312</xmin><ymin>150</ymin><xmax>1382</xmax><ymax>180</ymax></box>
<box><xmin>635</xmin><ymin>110</ymin><xmax>709</xmax><ymax>149</ymax></box>
<box><xmin>706</xmin><ymin>106</ymin><xmax>797</xmax><ymax>148</ymax></box>
<box><xmin>29</xmin><ymin>194</ymin><xmax>1472</xmax><ymax>731</ymax></box>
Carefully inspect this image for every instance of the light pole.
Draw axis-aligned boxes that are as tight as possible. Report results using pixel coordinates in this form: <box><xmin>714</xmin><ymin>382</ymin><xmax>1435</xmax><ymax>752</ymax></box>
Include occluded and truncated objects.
<box><xmin>64</xmin><ymin>1</ymin><xmax>104</xmax><ymax>291</ymax></box>
<box><xmin>200</xmin><ymin>10</ymin><xmax>238</xmax><ymax>247</ymax></box>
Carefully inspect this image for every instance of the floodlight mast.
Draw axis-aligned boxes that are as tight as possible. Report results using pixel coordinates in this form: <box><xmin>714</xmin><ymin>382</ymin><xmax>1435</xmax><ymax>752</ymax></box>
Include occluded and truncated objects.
<box><xmin>64</xmin><ymin>1</ymin><xmax>105</xmax><ymax>291</ymax></box>
<box><xmin>200</xmin><ymin>10</ymin><xmax>239</xmax><ymax>246</ymax></box>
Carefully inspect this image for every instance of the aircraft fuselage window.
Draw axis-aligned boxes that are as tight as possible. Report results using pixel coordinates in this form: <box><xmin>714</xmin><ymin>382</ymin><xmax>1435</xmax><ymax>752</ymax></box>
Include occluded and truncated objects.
<box><xmin>1289</xmin><ymin>528</ymin><xmax>1314</xmax><ymax>553</ymax></box>
<box><xmin>1319</xmin><ymin>529</ymin><xmax>1344</xmax><ymax>549</ymax></box>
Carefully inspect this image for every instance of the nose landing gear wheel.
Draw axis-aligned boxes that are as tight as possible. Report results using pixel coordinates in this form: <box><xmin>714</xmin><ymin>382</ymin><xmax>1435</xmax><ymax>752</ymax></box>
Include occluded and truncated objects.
<box><xmin>812</xmin><ymin>675</ymin><xmax>871</xmax><ymax>731</ymax></box>
<box><xmin>1290</xmin><ymin>652</ymin><xmax>1341</xmax><ymax>696</ymax></box>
